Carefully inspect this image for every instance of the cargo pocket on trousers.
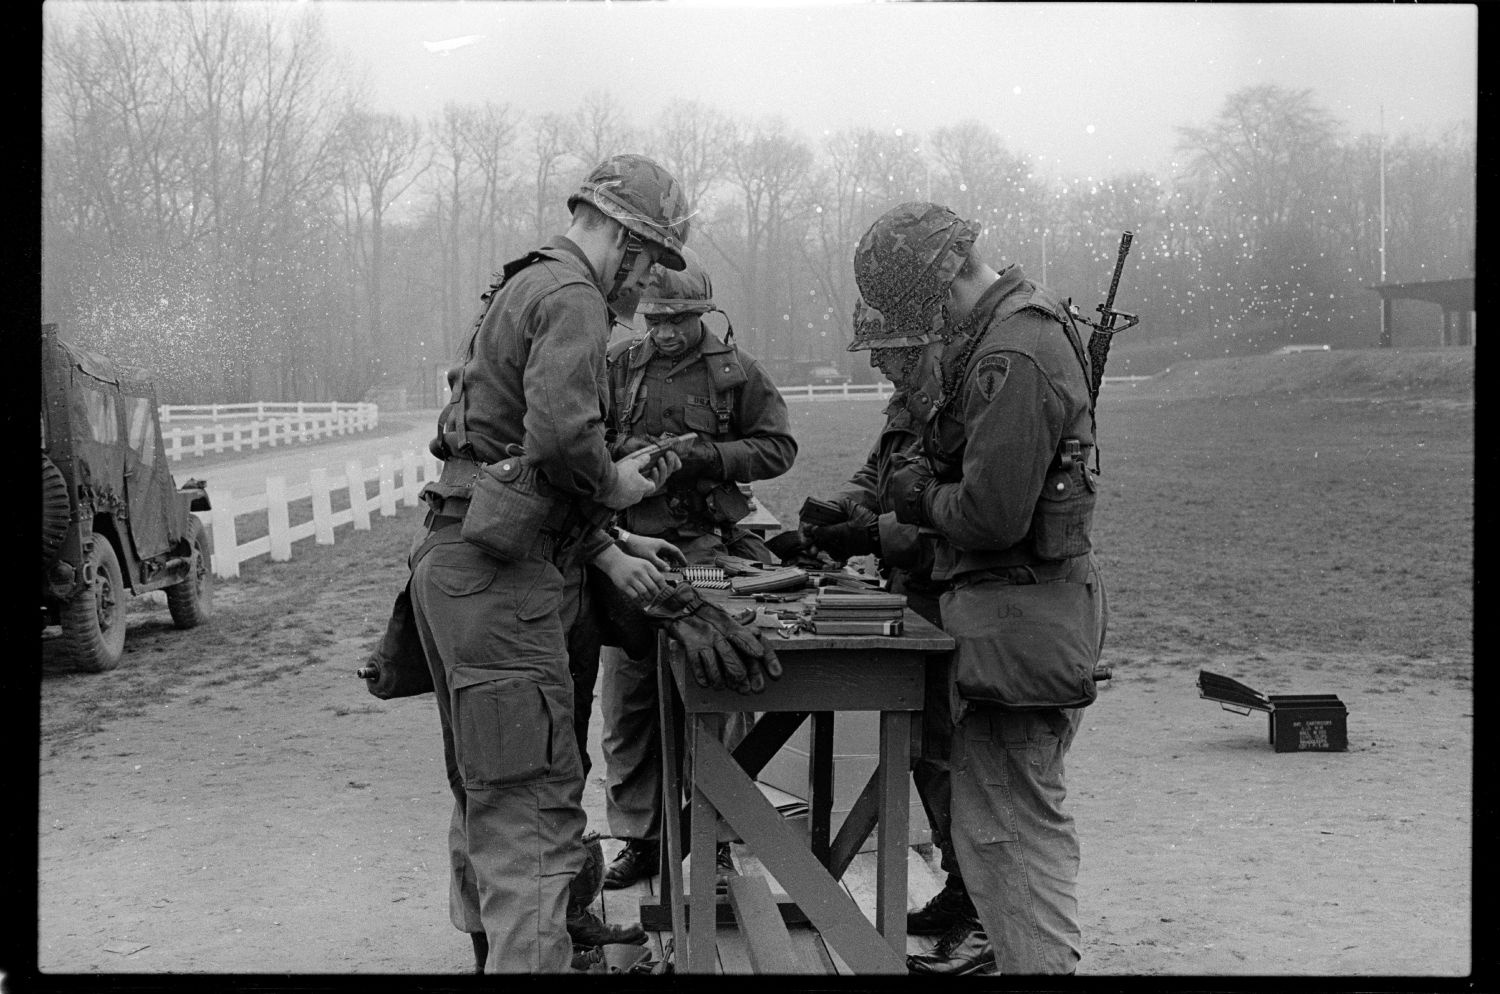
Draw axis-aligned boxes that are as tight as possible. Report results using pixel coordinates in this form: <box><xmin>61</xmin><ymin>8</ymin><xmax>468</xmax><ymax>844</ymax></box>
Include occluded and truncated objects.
<box><xmin>960</xmin><ymin>713</ymin><xmax>1020</xmax><ymax>845</ymax></box>
<box><xmin>453</xmin><ymin>678</ymin><xmax>579</xmax><ymax>789</ymax></box>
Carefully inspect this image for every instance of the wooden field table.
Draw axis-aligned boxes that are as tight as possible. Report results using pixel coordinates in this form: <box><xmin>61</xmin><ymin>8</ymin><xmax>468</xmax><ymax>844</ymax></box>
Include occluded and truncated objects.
<box><xmin>643</xmin><ymin>590</ymin><xmax>954</xmax><ymax>974</ymax></box>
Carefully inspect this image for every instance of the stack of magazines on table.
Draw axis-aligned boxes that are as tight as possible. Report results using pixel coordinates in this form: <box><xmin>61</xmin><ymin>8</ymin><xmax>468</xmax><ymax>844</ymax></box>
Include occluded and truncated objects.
<box><xmin>807</xmin><ymin>588</ymin><xmax>908</xmax><ymax>636</ymax></box>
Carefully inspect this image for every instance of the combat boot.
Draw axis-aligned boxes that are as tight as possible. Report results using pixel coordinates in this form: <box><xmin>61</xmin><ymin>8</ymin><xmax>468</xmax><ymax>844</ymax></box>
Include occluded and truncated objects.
<box><xmin>905</xmin><ymin>917</ymin><xmax>997</xmax><ymax>976</ymax></box>
<box><xmin>906</xmin><ymin>875</ymin><xmax>976</xmax><ymax>935</ymax></box>
<box><xmin>602</xmin><ymin>838</ymin><xmax>659</xmax><ymax>890</ymax></box>
<box><xmin>566</xmin><ymin>902</ymin><xmax>647</xmax><ymax>946</ymax></box>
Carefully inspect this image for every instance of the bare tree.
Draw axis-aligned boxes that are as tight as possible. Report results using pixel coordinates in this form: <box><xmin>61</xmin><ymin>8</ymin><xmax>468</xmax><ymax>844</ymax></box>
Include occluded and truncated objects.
<box><xmin>566</xmin><ymin>90</ymin><xmax>638</xmax><ymax>169</ymax></box>
<box><xmin>335</xmin><ymin>110</ymin><xmax>427</xmax><ymax>383</ymax></box>
<box><xmin>798</xmin><ymin>127</ymin><xmax>925</xmax><ymax>368</ymax></box>
<box><xmin>463</xmin><ymin>102</ymin><xmax>521</xmax><ymax>292</ymax></box>
<box><xmin>930</xmin><ymin>120</ymin><xmax>1041</xmax><ymax>269</ymax></box>
<box><xmin>424</xmin><ymin>104</ymin><xmax>480</xmax><ymax>358</ymax></box>
<box><xmin>648</xmin><ymin>99</ymin><xmax>737</xmax><ymax>213</ymax></box>
<box><xmin>43</xmin><ymin>1</ymin><xmax>347</xmax><ymax>401</ymax></box>
<box><xmin>1176</xmin><ymin>85</ymin><xmax>1340</xmax><ymax>251</ymax></box>
<box><xmin>715</xmin><ymin>119</ymin><xmax>814</xmax><ymax>361</ymax></box>
<box><xmin>528</xmin><ymin>111</ymin><xmax>575</xmax><ymax>241</ymax></box>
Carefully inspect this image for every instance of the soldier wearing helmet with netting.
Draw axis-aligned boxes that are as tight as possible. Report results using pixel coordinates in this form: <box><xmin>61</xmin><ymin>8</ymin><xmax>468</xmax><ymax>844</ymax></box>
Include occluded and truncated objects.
<box><xmin>784</xmin><ymin>206</ymin><xmax>994</xmax><ymax>972</ymax></box>
<box><xmin>852</xmin><ymin>201</ymin><xmax>1108</xmax><ymax>975</ymax></box>
<box><xmin>407</xmin><ymin>153</ymin><xmax>711</xmax><ymax>973</ymax></box>
<box><xmin>595</xmin><ymin>247</ymin><xmax>796</xmax><ymax>892</ymax></box>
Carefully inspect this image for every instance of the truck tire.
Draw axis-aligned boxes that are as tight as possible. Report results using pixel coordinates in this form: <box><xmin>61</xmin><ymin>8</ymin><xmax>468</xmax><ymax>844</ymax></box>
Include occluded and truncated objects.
<box><xmin>166</xmin><ymin>516</ymin><xmax>213</xmax><ymax>629</ymax></box>
<box><xmin>42</xmin><ymin>453</ymin><xmax>71</xmax><ymax>567</ymax></box>
<box><xmin>61</xmin><ymin>537</ymin><xmax>127</xmax><ymax>672</ymax></box>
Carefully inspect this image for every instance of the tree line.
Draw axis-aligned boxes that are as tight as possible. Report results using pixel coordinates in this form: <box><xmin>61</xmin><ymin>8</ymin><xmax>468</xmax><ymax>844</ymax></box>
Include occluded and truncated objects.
<box><xmin>42</xmin><ymin>4</ymin><xmax>1475</xmax><ymax>404</ymax></box>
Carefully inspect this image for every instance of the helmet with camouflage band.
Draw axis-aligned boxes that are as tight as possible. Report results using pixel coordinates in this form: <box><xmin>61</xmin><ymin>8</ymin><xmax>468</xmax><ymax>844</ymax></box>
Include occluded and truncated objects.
<box><xmin>848</xmin><ymin>201</ymin><xmax>980</xmax><ymax>351</ymax></box>
<box><xmin>567</xmin><ymin>153</ymin><xmax>694</xmax><ymax>271</ymax></box>
<box><xmin>637</xmin><ymin>246</ymin><xmax>715</xmax><ymax>316</ymax></box>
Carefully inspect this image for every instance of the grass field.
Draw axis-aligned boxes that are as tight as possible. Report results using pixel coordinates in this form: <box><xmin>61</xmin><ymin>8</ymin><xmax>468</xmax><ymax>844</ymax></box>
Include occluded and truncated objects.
<box><xmin>753</xmin><ymin>349</ymin><xmax>1473</xmax><ymax>668</ymax></box>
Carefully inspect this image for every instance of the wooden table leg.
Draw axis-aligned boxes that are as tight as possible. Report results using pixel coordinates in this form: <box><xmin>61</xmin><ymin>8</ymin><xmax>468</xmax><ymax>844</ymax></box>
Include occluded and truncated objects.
<box><xmin>875</xmin><ymin>710</ymin><xmax>911</xmax><ymax>952</ymax></box>
<box><xmin>688</xmin><ymin>711</ymin><xmax>723</xmax><ymax>973</ymax></box>
<box><xmin>655</xmin><ymin>634</ymin><xmax>687</xmax><ymax>968</ymax></box>
<box><xmin>808</xmin><ymin>711</ymin><xmax>833</xmax><ymax>866</ymax></box>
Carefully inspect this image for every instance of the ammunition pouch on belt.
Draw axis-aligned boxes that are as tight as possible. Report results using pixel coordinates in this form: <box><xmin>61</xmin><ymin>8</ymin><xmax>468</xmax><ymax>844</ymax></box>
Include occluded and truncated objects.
<box><xmin>1031</xmin><ymin>443</ymin><xmax>1096</xmax><ymax>561</ymax></box>
<box><xmin>701</xmin><ymin>480</ymin><xmax>751</xmax><ymax>525</ymax></box>
<box><xmin>422</xmin><ymin>454</ymin><xmax>572</xmax><ymax>562</ymax></box>
<box><xmin>462</xmin><ymin>455</ymin><xmax>573</xmax><ymax>562</ymax></box>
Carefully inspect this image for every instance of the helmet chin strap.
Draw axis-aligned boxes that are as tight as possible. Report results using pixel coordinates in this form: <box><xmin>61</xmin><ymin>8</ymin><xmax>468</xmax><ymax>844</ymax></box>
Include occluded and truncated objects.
<box><xmin>605</xmin><ymin>233</ymin><xmax>646</xmax><ymax>323</ymax></box>
<box><xmin>709</xmin><ymin>307</ymin><xmax>734</xmax><ymax>347</ymax></box>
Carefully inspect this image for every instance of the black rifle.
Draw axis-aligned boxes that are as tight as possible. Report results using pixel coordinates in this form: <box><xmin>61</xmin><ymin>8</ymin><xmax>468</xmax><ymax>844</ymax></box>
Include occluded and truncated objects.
<box><xmin>1078</xmin><ymin>231</ymin><xmax>1140</xmax><ymax>405</ymax></box>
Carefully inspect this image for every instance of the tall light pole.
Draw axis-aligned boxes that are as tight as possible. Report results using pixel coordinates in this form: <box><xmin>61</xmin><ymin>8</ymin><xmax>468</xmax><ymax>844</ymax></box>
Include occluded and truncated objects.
<box><xmin>1379</xmin><ymin>104</ymin><xmax>1387</xmax><ymax>284</ymax></box>
<box><xmin>1378</xmin><ymin>104</ymin><xmax>1390</xmax><ymax>347</ymax></box>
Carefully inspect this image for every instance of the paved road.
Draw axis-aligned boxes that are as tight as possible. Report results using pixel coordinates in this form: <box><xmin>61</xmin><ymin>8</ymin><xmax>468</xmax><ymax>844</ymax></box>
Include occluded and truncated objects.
<box><xmin>169</xmin><ymin>410</ymin><xmax>441</xmax><ymax>501</ymax></box>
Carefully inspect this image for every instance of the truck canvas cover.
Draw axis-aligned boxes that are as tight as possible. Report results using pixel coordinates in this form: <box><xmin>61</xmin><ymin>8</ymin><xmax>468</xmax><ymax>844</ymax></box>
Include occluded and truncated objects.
<box><xmin>48</xmin><ymin>334</ymin><xmax>180</xmax><ymax>562</ymax></box>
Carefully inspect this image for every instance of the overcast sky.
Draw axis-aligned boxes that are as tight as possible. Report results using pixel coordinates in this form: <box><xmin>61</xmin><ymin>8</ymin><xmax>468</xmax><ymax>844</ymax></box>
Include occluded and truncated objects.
<box><xmin>314</xmin><ymin>1</ymin><xmax>1477</xmax><ymax>181</ymax></box>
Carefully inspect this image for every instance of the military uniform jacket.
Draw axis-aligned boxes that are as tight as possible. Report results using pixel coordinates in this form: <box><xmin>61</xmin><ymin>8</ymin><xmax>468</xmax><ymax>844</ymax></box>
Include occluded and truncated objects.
<box><xmin>903</xmin><ymin>265</ymin><xmax>1097</xmax><ymax>582</ymax></box>
<box><xmin>432</xmin><ymin>237</ymin><xmax>620</xmax><ymax>561</ymax></box>
<box><xmin>833</xmin><ymin>391</ymin><xmax>937</xmax><ymax>586</ymax></box>
<box><xmin>607</xmin><ymin>331</ymin><xmax>796</xmax><ymax>538</ymax></box>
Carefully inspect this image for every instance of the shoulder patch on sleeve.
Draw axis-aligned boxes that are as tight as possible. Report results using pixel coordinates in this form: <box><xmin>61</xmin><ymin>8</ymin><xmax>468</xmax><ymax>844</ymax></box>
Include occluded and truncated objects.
<box><xmin>973</xmin><ymin>353</ymin><xmax>1011</xmax><ymax>402</ymax></box>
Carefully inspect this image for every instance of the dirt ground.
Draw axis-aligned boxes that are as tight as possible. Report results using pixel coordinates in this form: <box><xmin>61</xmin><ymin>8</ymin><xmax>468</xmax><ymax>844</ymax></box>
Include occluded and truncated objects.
<box><xmin>22</xmin><ymin>350</ymin><xmax>1476</xmax><ymax>984</ymax></box>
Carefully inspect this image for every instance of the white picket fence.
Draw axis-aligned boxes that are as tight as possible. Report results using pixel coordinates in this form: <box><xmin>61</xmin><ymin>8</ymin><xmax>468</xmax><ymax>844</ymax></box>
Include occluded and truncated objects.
<box><xmin>196</xmin><ymin>445</ymin><xmax>440</xmax><ymax>579</ymax></box>
<box><xmin>777</xmin><ymin>374</ymin><xmax>1151</xmax><ymax>402</ymax></box>
<box><xmin>159</xmin><ymin>402</ymin><xmax>378</xmax><ymax>462</ymax></box>
<box><xmin>778</xmin><ymin>382</ymin><xmax>894</xmax><ymax>402</ymax></box>
<box><xmin>191</xmin><ymin>374</ymin><xmax>1160</xmax><ymax>580</ymax></box>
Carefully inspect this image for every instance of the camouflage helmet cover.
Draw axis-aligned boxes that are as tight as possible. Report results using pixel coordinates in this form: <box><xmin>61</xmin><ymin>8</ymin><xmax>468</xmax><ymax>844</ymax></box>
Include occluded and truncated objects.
<box><xmin>848</xmin><ymin>201</ymin><xmax>980</xmax><ymax>351</ymax></box>
<box><xmin>637</xmin><ymin>246</ymin><xmax>715</xmax><ymax>315</ymax></box>
<box><xmin>567</xmin><ymin>153</ymin><xmax>694</xmax><ymax>270</ymax></box>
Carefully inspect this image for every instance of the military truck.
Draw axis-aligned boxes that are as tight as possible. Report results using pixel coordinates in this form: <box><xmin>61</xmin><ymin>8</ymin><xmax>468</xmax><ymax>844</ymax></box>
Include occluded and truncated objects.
<box><xmin>41</xmin><ymin>323</ymin><xmax>213</xmax><ymax>672</ymax></box>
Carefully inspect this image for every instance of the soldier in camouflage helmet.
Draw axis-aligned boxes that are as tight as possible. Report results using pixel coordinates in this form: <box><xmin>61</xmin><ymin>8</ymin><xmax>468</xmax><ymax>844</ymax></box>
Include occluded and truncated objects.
<box><xmin>794</xmin><ymin>213</ymin><xmax>991</xmax><ymax>972</ymax></box>
<box><xmin>597</xmin><ymin>247</ymin><xmax>796</xmax><ymax>892</ymax></box>
<box><xmin>849</xmin><ymin>201</ymin><xmax>981</xmax><ymax>350</ymax></box>
<box><xmin>863</xmin><ymin>200</ymin><xmax>1108</xmax><ymax>975</ymax></box>
<box><xmin>567</xmin><ymin>153</ymin><xmax>695</xmax><ymax>323</ymax></box>
<box><xmin>410</xmin><ymin>153</ymin><xmax>696</xmax><ymax>973</ymax></box>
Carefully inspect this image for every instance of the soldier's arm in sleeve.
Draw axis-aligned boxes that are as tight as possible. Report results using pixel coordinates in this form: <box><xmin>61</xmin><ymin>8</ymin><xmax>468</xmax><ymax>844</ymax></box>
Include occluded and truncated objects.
<box><xmin>522</xmin><ymin>287</ymin><xmax>619</xmax><ymax>500</ymax></box>
<box><xmin>835</xmin><ymin>430</ymin><xmax>923</xmax><ymax>567</ymax></box>
<box><xmin>922</xmin><ymin>351</ymin><xmax>1064</xmax><ymax>550</ymax></box>
<box><xmin>874</xmin><ymin>512</ymin><xmax>932</xmax><ymax>572</ymax></box>
<box><xmin>713</xmin><ymin>358</ymin><xmax>798</xmax><ymax>484</ymax></box>
<box><xmin>832</xmin><ymin>436</ymin><xmax>883</xmax><ymax>514</ymax></box>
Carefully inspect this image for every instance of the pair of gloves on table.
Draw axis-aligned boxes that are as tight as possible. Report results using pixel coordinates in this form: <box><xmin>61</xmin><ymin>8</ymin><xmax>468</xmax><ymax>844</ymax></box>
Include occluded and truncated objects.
<box><xmin>640</xmin><ymin>581</ymin><xmax>783</xmax><ymax>694</ymax></box>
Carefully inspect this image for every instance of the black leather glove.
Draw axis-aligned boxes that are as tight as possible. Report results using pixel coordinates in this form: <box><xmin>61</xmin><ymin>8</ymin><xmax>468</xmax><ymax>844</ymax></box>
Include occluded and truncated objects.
<box><xmin>671</xmin><ymin>436</ymin><xmax>723</xmax><ymax>481</ymax></box>
<box><xmin>887</xmin><ymin>454</ymin><xmax>936</xmax><ymax>527</ymax></box>
<box><xmin>764</xmin><ymin>529</ymin><xmax>810</xmax><ymax>564</ymax></box>
<box><xmin>807</xmin><ymin>520</ymin><xmax>879</xmax><ymax>561</ymax></box>
<box><xmin>642</xmin><ymin>582</ymin><xmax>783</xmax><ymax>693</ymax></box>
<box><xmin>806</xmin><ymin>498</ymin><xmax>879</xmax><ymax>560</ymax></box>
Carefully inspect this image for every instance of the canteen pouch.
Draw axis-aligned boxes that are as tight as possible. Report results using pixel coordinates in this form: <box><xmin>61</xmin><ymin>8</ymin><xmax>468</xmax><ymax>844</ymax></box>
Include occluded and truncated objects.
<box><xmin>1030</xmin><ymin>465</ymin><xmax>1096</xmax><ymax>561</ymax></box>
<box><xmin>461</xmin><ymin>455</ymin><xmax>561</xmax><ymax>561</ymax></box>
<box><xmin>361</xmin><ymin>582</ymin><xmax>435</xmax><ymax>700</ymax></box>
<box><xmin>941</xmin><ymin>573</ymin><xmax>1101</xmax><ymax>710</ymax></box>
